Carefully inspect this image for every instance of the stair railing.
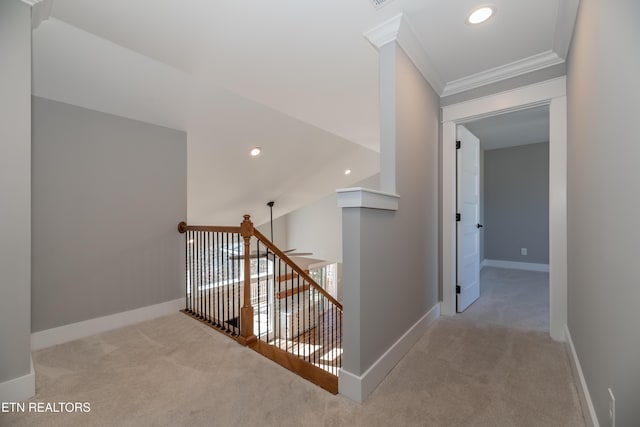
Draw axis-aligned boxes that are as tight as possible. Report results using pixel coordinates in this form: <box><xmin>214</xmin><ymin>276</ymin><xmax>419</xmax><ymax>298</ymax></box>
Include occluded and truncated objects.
<box><xmin>178</xmin><ymin>215</ymin><xmax>342</xmax><ymax>393</ymax></box>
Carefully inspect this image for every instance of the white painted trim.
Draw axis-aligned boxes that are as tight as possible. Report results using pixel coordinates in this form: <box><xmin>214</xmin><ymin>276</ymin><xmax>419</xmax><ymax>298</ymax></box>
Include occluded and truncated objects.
<box><xmin>565</xmin><ymin>325</ymin><xmax>599</xmax><ymax>427</ymax></box>
<box><xmin>548</xmin><ymin>95</ymin><xmax>568</xmax><ymax>341</ymax></box>
<box><xmin>441</xmin><ymin>120</ymin><xmax>457</xmax><ymax>316</ymax></box>
<box><xmin>0</xmin><ymin>357</ymin><xmax>35</xmax><ymax>402</ymax></box>
<box><xmin>483</xmin><ymin>259</ymin><xmax>550</xmax><ymax>272</ymax></box>
<box><xmin>480</xmin><ymin>259</ymin><xmax>486</xmax><ymax>270</ymax></box>
<box><xmin>339</xmin><ymin>302</ymin><xmax>440</xmax><ymax>402</ymax></box>
<box><xmin>336</xmin><ymin>187</ymin><xmax>399</xmax><ymax>211</ymax></box>
<box><xmin>31</xmin><ymin>298</ymin><xmax>184</xmax><ymax>350</ymax></box>
<box><xmin>364</xmin><ymin>15</ymin><xmax>571</xmax><ymax>98</ymax></box>
<box><xmin>441</xmin><ymin>51</ymin><xmax>564</xmax><ymax>97</ymax></box>
<box><xmin>363</xmin><ymin>13</ymin><xmax>445</xmax><ymax>95</ymax></box>
<box><xmin>363</xmin><ymin>13</ymin><xmax>402</xmax><ymax>49</ymax></box>
<box><xmin>441</xmin><ymin>77</ymin><xmax>567</xmax><ymax>342</ymax></box>
<box><xmin>442</xmin><ymin>77</ymin><xmax>567</xmax><ymax>123</ymax></box>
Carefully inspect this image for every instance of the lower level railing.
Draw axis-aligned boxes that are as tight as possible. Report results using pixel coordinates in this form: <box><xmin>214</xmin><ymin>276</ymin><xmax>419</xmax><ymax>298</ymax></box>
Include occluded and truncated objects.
<box><xmin>178</xmin><ymin>216</ymin><xmax>342</xmax><ymax>393</ymax></box>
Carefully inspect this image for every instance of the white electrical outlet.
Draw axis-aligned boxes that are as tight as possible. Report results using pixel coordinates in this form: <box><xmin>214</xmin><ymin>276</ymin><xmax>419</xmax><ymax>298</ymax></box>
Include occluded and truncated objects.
<box><xmin>521</xmin><ymin>248</ymin><xmax>527</xmax><ymax>256</ymax></box>
<box><xmin>608</xmin><ymin>388</ymin><xmax>615</xmax><ymax>427</ymax></box>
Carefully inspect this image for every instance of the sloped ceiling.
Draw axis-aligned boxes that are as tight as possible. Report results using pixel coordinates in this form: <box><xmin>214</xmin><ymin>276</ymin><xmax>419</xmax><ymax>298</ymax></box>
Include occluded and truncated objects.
<box><xmin>32</xmin><ymin>0</ymin><xmax>578</xmax><ymax>225</ymax></box>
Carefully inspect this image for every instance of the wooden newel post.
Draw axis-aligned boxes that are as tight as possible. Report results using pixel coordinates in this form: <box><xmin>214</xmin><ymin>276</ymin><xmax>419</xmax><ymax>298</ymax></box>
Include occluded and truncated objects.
<box><xmin>238</xmin><ymin>214</ymin><xmax>257</xmax><ymax>346</ymax></box>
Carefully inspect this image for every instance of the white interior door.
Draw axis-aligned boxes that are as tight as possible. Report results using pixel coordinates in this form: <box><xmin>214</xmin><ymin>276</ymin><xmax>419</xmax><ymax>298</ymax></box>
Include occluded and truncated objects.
<box><xmin>456</xmin><ymin>125</ymin><xmax>481</xmax><ymax>312</ymax></box>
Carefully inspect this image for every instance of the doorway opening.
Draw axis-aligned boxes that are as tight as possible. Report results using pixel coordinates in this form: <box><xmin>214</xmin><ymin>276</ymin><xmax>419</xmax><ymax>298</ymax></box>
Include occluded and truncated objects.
<box><xmin>441</xmin><ymin>77</ymin><xmax>567</xmax><ymax>341</ymax></box>
<box><xmin>455</xmin><ymin>106</ymin><xmax>551</xmax><ymax>332</ymax></box>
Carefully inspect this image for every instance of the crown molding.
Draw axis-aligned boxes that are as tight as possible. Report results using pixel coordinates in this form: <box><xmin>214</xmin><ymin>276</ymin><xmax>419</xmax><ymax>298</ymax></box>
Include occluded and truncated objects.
<box><xmin>364</xmin><ymin>13</ymin><xmax>445</xmax><ymax>95</ymax></box>
<box><xmin>441</xmin><ymin>50</ymin><xmax>564</xmax><ymax>97</ymax></box>
<box><xmin>396</xmin><ymin>17</ymin><xmax>445</xmax><ymax>95</ymax></box>
<box><xmin>552</xmin><ymin>0</ymin><xmax>580</xmax><ymax>59</ymax></box>
<box><xmin>363</xmin><ymin>13</ymin><xmax>403</xmax><ymax>49</ymax></box>
<box><xmin>364</xmin><ymin>4</ymin><xmax>578</xmax><ymax>98</ymax></box>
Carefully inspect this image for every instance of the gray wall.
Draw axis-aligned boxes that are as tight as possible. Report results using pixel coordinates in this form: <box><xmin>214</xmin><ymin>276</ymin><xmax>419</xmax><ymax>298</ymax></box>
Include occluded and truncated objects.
<box><xmin>566</xmin><ymin>0</ymin><xmax>640</xmax><ymax>425</ymax></box>
<box><xmin>342</xmin><ymin>44</ymin><xmax>439</xmax><ymax>376</ymax></box>
<box><xmin>0</xmin><ymin>0</ymin><xmax>32</xmax><ymax>386</ymax></box>
<box><xmin>32</xmin><ymin>97</ymin><xmax>187</xmax><ymax>332</ymax></box>
<box><xmin>484</xmin><ymin>143</ymin><xmax>549</xmax><ymax>264</ymax></box>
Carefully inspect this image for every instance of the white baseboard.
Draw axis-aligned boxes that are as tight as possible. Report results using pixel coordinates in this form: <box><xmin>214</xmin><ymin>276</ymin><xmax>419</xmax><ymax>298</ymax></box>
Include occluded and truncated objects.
<box><xmin>565</xmin><ymin>325</ymin><xmax>599</xmax><ymax>427</ymax></box>
<box><xmin>483</xmin><ymin>259</ymin><xmax>550</xmax><ymax>272</ymax></box>
<box><xmin>480</xmin><ymin>259</ymin><xmax>486</xmax><ymax>270</ymax></box>
<box><xmin>0</xmin><ymin>357</ymin><xmax>35</xmax><ymax>402</ymax></box>
<box><xmin>31</xmin><ymin>298</ymin><xmax>184</xmax><ymax>351</ymax></box>
<box><xmin>339</xmin><ymin>302</ymin><xmax>441</xmax><ymax>403</ymax></box>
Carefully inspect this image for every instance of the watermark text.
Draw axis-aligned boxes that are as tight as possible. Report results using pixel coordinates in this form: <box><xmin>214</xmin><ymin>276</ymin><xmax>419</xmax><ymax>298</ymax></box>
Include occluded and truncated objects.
<box><xmin>1</xmin><ymin>401</ymin><xmax>91</xmax><ymax>413</ymax></box>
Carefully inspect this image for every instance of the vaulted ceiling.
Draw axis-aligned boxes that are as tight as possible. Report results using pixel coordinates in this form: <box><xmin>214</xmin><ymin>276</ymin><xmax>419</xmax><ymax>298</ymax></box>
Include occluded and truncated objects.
<box><xmin>32</xmin><ymin>0</ymin><xmax>578</xmax><ymax>225</ymax></box>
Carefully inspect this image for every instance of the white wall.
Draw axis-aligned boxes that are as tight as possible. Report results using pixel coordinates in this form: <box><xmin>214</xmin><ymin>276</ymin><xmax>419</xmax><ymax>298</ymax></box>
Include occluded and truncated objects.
<box><xmin>566</xmin><ymin>0</ymin><xmax>640</xmax><ymax>425</ymax></box>
<box><xmin>0</xmin><ymin>0</ymin><xmax>33</xmax><ymax>398</ymax></box>
<box><xmin>287</xmin><ymin>194</ymin><xmax>342</xmax><ymax>263</ymax></box>
<box><xmin>285</xmin><ymin>174</ymin><xmax>379</xmax><ymax>264</ymax></box>
<box><xmin>256</xmin><ymin>214</ymin><xmax>288</xmax><ymax>249</ymax></box>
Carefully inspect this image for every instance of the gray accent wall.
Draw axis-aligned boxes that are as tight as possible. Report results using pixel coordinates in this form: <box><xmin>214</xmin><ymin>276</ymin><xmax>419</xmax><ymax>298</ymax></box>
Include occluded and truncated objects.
<box><xmin>567</xmin><ymin>0</ymin><xmax>640</xmax><ymax>425</ymax></box>
<box><xmin>484</xmin><ymin>143</ymin><xmax>549</xmax><ymax>264</ymax></box>
<box><xmin>32</xmin><ymin>97</ymin><xmax>187</xmax><ymax>332</ymax></box>
<box><xmin>342</xmin><ymin>44</ymin><xmax>439</xmax><ymax>378</ymax></box>
<box><xmin>0</xmin><ymin>0</ymin><xmax>32</xmax><ymax>386</ymax></box>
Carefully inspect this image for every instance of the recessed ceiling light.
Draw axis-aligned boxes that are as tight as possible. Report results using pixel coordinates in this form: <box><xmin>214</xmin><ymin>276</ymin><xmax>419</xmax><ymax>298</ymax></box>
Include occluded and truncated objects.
<box><xmin>344</xmin><ymin>169</ymin><xmax>352</xmax><ymax>175</ymax></box>
<box><xmin>467</xmin><ymin>6</ymin><xmax>495</xmax><ymax>25</ymax></box>
<box><xmin>250</xmin><ymin>147</ymin><xmax>262</xmax><ymax>157</ymax></box>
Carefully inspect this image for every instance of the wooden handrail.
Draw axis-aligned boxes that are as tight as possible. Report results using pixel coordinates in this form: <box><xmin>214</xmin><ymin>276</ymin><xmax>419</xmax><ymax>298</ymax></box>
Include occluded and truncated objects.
<box><xmin>253</xmin><ymin>229</ymin><xmax>343</xmax><ymax>311</ymax></box>
<box><xmin>178</xmin><ymin>221</ymin><xmax>241</xmax><ymax>234</ymax></box>
<box><xmin>177</xmin><ymin>219</ymin><xmax>342</xmax><ymax>311</ymax></box>
<box><xmin>178</xmin><ymin>215</ymin><xmax>342</xmax><ymax>387</ymax></box>
<box><xmin>178</xmin><ymin>220</ymin><xmax>343</xmax><ymax>311</ymax></box>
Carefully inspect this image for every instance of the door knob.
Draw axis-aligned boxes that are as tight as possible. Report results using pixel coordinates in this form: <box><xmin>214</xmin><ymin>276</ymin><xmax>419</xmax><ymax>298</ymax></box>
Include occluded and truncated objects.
<box><xmin>476</xmin><ymin>224</ymin><xmax>483</xmax><ymax>229</ymax></box>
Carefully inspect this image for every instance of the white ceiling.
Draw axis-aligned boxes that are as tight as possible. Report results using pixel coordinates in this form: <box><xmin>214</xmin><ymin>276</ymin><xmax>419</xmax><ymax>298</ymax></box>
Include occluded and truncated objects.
<box><xmin>465</xmin><ymin>106</ymin><xmax>550</xmax><ymax>151</ymax></box>
<box><xmin>31</xmin><ymin>0</ymin><xmax>578</xmax><ymax>225</ymax></box>
<box><xmin>408</xmin><ymin>3</ymin><xmax>557</xmax><ymax>83</ymax></box>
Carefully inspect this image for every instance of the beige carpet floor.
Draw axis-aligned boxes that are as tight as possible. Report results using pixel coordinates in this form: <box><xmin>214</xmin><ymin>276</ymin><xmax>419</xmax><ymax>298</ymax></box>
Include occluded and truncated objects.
<box><xmin>459</xmin><ymin>267</ymin><xmax>550</xmax><ymax>332</ymax></box>
<box><xmin>2</xmin><ymin>269</ymin><xmax>584</xmax><ymax>427</ymax></box>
